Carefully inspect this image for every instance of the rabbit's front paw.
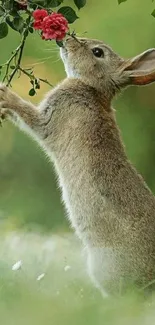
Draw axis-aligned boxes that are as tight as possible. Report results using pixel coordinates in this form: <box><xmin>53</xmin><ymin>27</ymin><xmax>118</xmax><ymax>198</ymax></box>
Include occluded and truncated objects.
<box><xmin>0</xmin><ymin>83</ymin><xmax>10</xmax><ymax>109</ymax></box>
<box><xmin>0</xmin><ymin>84</ymin><xmax>16</xmax><ymax>123</ymax></box>
<box><xmin>0</xmin><ymin>85</ymin><xmax>9</xmax><ymax>124</ymax></box>
<box><xmin>0</xmin><ymin>108</ymin><xmax>8</xmax><ymax>125</ymax></box>
<box><xmin>0</xmin><ymin>83</ymin><xmax>20</xmax><ymax>111</ymax></box>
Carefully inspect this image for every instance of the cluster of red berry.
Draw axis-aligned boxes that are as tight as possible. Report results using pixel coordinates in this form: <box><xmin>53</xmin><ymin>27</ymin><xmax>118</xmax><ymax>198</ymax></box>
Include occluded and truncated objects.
<box><xmin>33</xmin><ymin>9</ymin><xmax>69</xmax><ymax>41</ymax></box>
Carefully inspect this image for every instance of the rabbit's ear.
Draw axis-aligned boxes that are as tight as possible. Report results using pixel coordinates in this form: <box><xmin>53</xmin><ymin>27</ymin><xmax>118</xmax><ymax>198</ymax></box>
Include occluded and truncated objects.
<box><xmin>119</xmin><ymin>49</ymin><xmax>155</xmax><ymax>86</ymax></box>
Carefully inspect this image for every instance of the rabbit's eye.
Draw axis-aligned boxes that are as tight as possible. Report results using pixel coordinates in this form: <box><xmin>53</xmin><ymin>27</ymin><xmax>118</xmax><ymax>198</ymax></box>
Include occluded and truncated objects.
<box><xmin>92</xmin><ymin>47</ymin><xmax>104</xmax><ymax>58</ymax></box>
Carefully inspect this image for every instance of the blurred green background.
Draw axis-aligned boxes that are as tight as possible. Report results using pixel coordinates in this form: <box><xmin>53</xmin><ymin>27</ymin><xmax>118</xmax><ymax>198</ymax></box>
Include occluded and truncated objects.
<box><xmin>1</xmin><ymin>1</ymin><xmax>155</xmax><ymax>324</ymax></box>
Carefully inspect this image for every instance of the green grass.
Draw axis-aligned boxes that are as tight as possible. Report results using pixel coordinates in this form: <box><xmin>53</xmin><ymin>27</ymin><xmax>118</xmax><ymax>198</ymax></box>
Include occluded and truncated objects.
<box><xmin>0</xmin><ymin>231</ymin><xmax>155</xmax><ymax>325</ymax></box>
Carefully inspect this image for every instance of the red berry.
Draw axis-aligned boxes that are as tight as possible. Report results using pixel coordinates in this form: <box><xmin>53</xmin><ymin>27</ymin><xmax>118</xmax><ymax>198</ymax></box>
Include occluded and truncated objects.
<box><xmin>33</xmin><ymin>10</ymin><xmax>68</xmax><ymax>41</ymax></box>
<box><xmin>33</xmin><ymin>9</ymin><xmax>48</xmax><ymax>30</ymax></box>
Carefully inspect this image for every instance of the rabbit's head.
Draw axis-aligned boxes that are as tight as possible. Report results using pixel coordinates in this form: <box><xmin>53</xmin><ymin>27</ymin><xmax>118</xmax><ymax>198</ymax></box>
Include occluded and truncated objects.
<box><xmin>60</xmin><ymin>36</ymin><xmax>155</xmax><ymax>99</ymax></box>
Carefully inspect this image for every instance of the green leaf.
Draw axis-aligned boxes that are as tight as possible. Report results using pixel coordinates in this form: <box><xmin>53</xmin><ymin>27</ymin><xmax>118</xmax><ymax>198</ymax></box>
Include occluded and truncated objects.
<box><xmin>6</xmin><ymin>17</ymin><xmax>17</xmax><ymax>31</ymax></box>
<box><xmin>29</xmin><ymin>88</ymin><xmax>36</xmax><ymax>96</ymax></box>
<box><xmin>26</xmin><ymin>17</ymin><xmax>31</xmax><ymax>24</ymax></box>
<box><xmin>6</xmin><ymin>16</ymin><xmax>24</xmax><ymax>33</ymax></box>
<box><xmin>30</xmin><ymin>0</ymin><xmax>45</xmax><ymax>3</ymax></box>
<box><xmin>74</xmin><ymin>0</ymin><xmax>86</xmax><ymax>10</ymax></box>
<box><xmin>30</xmin><ymin>0</ymin><xmax>62</xmax><ymax>7</ymax></box>
<box><xmin>35</xmin><ymin>79</ymin><xmax>40</xmax><ymax>89</ymax></box>
<box><xmin>30</xmin><ymin>80</ymin><xmax>34</xmax><ymax>86</ymax></box>
<box><xmin>29</xmin><ymin>27</ymin><xmax>34</xmax><ymax>33</ymax></box>
<box><xmin>151</xmin><ymin>9</ymin><xmax>155</xmax><ymax>17</ymax></box>
<box><xmin>46</xmin><ymin>0</ymin><xmax>62</xmax><ymax>7</ymax></box>
<box><xmin>58</xmin><ymin>6</ymin><xmax>78</xmax><ymax>24</ymax></box>
<box><xmin>28</xmin><ymin>0</ymin><xmax>44</xmax><ymax>9</ymax></box>
<box><xmin>0</xmin><ymin>5</ymin><xmax>5</xmax><ymax>16</ymax></box>
<box><xmin>118</xmin><ymin>0</ymin><xmax>127</xmax><ymax>3</ymax></box>
<box><xmin>23</xmin><ymin>29</ymin><xmax>29</xmax><ymax>37</ymax></box>
<box><xmin>0</xmin><ymin>22</ymin><xmax>8</xmax><ymax>39</ymax></box>
<box><xmin>4</xmin><ymin>0</ymin><xmax>14</xmax><ymax>11</ymax></box>
<box><xmin>13</xmin><ymin>16</ymin><xmax>24</xmax><ymax>32</ymax></box>
<box><xmin>9</xmin><ymin>9</ymin><xmax>20</xmax><ymax>17</ymax></box>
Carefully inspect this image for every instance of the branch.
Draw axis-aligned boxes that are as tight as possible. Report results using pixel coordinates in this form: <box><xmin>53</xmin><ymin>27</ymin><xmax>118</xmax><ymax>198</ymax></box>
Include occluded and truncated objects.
<box><xmin>19</xmin><ymin>67</ymin><xmax>53</xmax><ymax>88</ymax></box>
<box><xmin>2</xmin><ymin>15</ymin><xmax>53</xmax><ymax>92</ymax></box>
<box><xmin>2</xmin><ymin>44</ymin><xmax>21</xmax><ymax>83</ymax></box>
<box><xmin>2</xmin><ymin>16</ymin><xmax>31</xmax><ymax>86</ymax></box>
<box><xmin>6</xmin><ymin>33</ymin><xmax>27</xmax><ymax>86</ymax></box>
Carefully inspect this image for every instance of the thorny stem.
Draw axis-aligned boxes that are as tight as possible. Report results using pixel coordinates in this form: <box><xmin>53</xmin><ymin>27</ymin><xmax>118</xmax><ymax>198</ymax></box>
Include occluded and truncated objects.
<box><xmin>2</xmin><ymin>16</ymin><xmax>31</xmax><ymax>86</ymax></box>
<box><xmin>19</xmin><ymin>67</ymin><xmax>53</xmax><ymax>87</ymax></box>
<box><xmin>2</xmin><ymin>15</ymin><xmax>53</xmax><ymax>90</ymax></box>
<box><xmin>6</xmin><ymin>33</ymin><xmax>27</xmax><ymax>86</ymax></box>
<box><xmin>2</xmin><ymin>43</ymin><xmax>22</xmax><ymax>83</ymax></box>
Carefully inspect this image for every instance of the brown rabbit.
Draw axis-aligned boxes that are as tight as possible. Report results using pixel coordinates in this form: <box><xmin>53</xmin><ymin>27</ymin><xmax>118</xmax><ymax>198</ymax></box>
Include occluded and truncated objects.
<box><xmin>1</xmin><ymin>36</ymin><xmax>155</xmax><ymax>296</ymax></box>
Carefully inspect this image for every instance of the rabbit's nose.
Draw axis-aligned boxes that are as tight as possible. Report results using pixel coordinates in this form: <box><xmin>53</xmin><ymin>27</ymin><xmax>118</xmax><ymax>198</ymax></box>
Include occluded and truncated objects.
<box><xmin>65</xmin><ymin>36</ymin><xmax>81</xmax><ymax>47</ymax></box>
<box><xmin>65</xmin><ymin>35</ymin><xmax>73</xmax><ymax>42</ymax></box>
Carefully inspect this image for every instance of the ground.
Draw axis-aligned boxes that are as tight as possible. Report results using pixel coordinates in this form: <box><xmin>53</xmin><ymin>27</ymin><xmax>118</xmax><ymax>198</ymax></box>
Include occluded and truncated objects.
<box><xmin>0</xmin><ymin>231</ymin><xmax>155</xmax><ymax>325</ymax></box>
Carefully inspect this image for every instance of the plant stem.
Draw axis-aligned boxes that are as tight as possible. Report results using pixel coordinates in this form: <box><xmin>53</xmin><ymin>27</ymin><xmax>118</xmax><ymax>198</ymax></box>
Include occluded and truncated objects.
<box><xmin>2</xmin><ymin>16</ymin><xmax>32</xmax><ymax>85</ymax></box>
<box><xmin>6</xmin><ymin>32</ymin><xmax>27</xmax><ymax>86</ymax></box>
<box><xmin>19</xmin><ymin>67</ymin><xmax>53</xmax><ymax>87</ymax></box>
<box><xmin>1</xmin><ymin>14</ymin><xmax>53</xmax><ymax>92</ymax></box>
<box><xmin>2</xmin><ymin>43</ymin><xmax>22</xmax><ymax>83</ymax></box>
<box><xmin>39</xmin><ymin>78</ymin><xmax>53</xmax><ymax>87</ymax></box>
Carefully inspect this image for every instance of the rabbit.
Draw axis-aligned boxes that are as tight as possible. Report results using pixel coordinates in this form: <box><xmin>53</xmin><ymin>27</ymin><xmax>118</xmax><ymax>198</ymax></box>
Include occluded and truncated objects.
<box><xmin>1</xmin><ymin>35</ymin><xmax>155</xmax><ymax>296</ymax></box>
